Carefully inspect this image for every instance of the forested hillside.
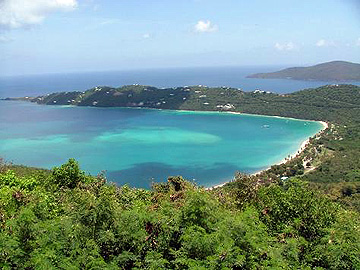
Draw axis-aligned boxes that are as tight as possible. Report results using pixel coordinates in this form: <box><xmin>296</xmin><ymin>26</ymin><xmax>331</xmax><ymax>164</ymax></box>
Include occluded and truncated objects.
<box><xmin>1</xmin><ymin>159</ymin><xmax>359</xmax><ymax>269</ymax></box>
<box><xmin>15</xmin><ymin>84</ymin><xmax>360</xmax><ymax>125</ymax></box>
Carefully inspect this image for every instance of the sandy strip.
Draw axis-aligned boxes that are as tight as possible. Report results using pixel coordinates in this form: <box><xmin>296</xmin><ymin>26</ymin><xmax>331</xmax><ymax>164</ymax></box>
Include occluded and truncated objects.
<box><xmin>207</xmin><ymin>120</ymin><xmax>328</xmax><ymax>190</ymax></box>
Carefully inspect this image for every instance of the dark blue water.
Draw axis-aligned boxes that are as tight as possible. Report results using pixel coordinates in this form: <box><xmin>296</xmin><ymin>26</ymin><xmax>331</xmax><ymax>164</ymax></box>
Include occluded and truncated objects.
<box><xmin>1</xmin><ymin>66</ymin><xmax>359</xmax><ymax>98</ymax></box>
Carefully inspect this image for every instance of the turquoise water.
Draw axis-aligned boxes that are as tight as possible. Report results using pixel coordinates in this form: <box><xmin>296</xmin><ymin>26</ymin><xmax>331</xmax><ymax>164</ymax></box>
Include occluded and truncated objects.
<box><xmin>0</xmin><ymin>101</ymin><xmax>323</xmax><ymax>188</ymax></box>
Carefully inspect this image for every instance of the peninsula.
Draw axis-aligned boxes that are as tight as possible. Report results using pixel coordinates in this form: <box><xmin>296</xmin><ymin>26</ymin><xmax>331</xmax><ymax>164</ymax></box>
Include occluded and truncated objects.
<box><xmin>247</xmin><ymin>60</ymin><xmax>360</xmax><ymax>81</ymax></box>
<box><xmin>8</xmin><ymin>83</ymin><xmax>360</xmax><ymax>123</ymax></box>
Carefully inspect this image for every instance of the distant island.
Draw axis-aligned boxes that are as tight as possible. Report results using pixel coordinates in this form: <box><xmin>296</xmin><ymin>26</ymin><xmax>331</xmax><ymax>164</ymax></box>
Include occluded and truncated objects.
<box><xmin>247</xmin><ymin>61</ymin><xmax>360</xmax><ymax>81</ymax></box>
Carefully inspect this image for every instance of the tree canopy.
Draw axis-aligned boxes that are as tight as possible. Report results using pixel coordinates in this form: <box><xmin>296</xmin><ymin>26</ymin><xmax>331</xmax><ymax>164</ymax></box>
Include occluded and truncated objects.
<box><xmin>1</xmin><ymin>159</ymin><xmax>359</xmax><ymax>269</ymax></box>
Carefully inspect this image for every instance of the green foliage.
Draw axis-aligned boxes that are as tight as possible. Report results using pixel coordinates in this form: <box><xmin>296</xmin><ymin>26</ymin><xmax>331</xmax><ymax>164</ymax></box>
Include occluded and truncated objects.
<box><xmin>256</xmin><ymin>179</ymin><xmax>338</xmax><ymax>240</ymax></box>
<box><xmin>180</xmin><ymin>191</ymin><xmax>219</xmax><ymax>231</ymax></box>
<box><xmin>52</xmin><ymin>158</ymin><xmax>86</xmax><ymax>188</ymax></box>
<box><xmin>0</xmin><ymin>170</ymin><xmax>40</xmax><ymax>192</ymax></box>
<box><xmin>1</xmin><ymin>160</ymin><xmax>359</xmax><ymax>268</ymax></box>
<box><xmin>309</xmin><ymin>210</ymin><xmax>360</xmax><ymax>269</ymax></box>
<box><xmin>222</xmin><ymin>172</ymin><xmax>259</xmax><ymax>210</ymax></box>
<box><xmin>0</xmin><ymin>232</ymin><xmax>23</xmax><ymax>269</ymax></box>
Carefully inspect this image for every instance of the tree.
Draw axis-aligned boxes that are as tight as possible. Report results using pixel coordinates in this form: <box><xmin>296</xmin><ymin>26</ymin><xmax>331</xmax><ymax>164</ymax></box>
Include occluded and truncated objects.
<box><xmin>52</xmin><ymin>158</ymin><xmax>85</xmax><ymax>188</ymax></box>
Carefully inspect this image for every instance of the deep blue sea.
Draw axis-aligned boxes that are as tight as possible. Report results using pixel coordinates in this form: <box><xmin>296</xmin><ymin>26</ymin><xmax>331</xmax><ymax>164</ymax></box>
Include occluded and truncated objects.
<box><xmin>1</xmin><ymin>66</ymin><xmax>359</xmax><ymax>98</ymax></box>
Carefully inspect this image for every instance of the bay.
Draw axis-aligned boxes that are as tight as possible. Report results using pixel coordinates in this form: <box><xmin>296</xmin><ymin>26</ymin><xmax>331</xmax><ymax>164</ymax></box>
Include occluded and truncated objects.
<box><xmin>0</xmin><ymin>100</ymin><xmax>323</xmax><ymax>188</ymax></box>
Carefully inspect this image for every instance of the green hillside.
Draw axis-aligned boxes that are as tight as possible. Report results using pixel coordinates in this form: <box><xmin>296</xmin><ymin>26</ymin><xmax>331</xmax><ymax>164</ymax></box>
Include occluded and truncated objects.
<box><xmin>247</xmin><ymin>61</ymin><xmax>360</xmax><ymax>81</ymax></box>
<box><xmin>12</xmin><ymin>83</ymin><xmax>360</xmax><ymax>124</ymax></box>
<box><xmin>1</xmin><ymin>158</ymin><xmax>360</xmax><ymax>269</ymax></box>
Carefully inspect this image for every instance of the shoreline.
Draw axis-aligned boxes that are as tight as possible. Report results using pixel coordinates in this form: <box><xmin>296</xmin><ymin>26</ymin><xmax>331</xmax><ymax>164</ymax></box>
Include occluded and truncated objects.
<box><xmin>6</xmin><ymin>99</ymin><xmax>327</xmax><ymax>126</ymax></box>
<box><xmin>4</xmin><ymin>100</ymin><xmax>329</xmax><ymax>190</ymax></box>
<box><xmin>208</xmin><ymin>120</ymin><xmax>328</xmax><ymax>190</ymax></box>
<box><xmin>5</xmin><ymin>99</ymin><xmax>328</xmax><ymax>124</ymax></box>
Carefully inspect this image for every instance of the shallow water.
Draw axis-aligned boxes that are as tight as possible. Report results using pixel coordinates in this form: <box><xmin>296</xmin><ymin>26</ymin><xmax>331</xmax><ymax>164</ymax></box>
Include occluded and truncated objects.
<box><xmin>0</xmin><ymin>101</ymin><xmax>323</xmax><ymax>188</ymax></box>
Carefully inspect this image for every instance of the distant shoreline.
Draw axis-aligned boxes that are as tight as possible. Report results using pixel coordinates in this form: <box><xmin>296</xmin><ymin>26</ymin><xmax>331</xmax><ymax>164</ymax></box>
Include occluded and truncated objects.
<box><xmin>56</xmin><ymin>103</ymin><xmax>328</xmax><ymax>124</ymax></box>
<box><xmin>247</xmin><ymin>61</ymin><xmax>360</xmax><ymax>81</ymax></box>
<box><xmin>6</xmin><ymin>99</ymin><xmax>327</xmax><ymax>124</ymax></box>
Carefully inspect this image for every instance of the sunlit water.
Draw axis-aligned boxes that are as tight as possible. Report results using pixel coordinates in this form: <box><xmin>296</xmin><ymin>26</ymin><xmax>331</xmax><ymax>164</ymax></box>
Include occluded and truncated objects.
<box><xmin>0</xmin><ymin>101</ymin><xmax>323</xmax><ymax>188</ymax></box>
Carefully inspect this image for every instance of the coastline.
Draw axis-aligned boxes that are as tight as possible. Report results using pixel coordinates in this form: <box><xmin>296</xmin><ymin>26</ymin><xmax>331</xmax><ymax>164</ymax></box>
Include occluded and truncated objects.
<box><xmin>4</xmin><ymin>100</ymin><xmax>329</xmax><ymax>190</ymax></box>
<box><xmin>168</xmin><ymin>108</ymin><xmax>327</xmax><ymax>124</ymax></box>
<box><xmin>50</xmin><ymin>105</ymin><xmax>330</xmax><ymax>184</ymax></box>
<box><xmin>208</xmin><ymin>120</ymin><xmax>328</xmax><ymax>190</ymax></box>
<box><xmin>5</xmin><ymin>98</ymin><xmax>329</xmax><ymax>125</ymax></box>
<box><xmin>4</xmin><ymin>99</ymin><xmax>331</xmax><ymax>126</ymax></box>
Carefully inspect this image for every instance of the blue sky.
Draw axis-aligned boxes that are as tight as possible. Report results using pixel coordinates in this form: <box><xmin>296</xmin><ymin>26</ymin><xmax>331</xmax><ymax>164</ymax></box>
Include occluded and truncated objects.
<box><xmin>0</xmin><ymin>0</ymin><xmax>359</xmax><ymax>75</ymax></box>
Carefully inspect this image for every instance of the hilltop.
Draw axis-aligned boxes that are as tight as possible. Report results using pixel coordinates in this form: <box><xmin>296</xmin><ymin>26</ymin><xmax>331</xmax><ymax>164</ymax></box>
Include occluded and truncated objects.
<box><xmin>10</xmin><ymin>85</ymin><xmax>245</xmax><ymax>112</ymax></box>
<box><xmin>11</xmin><ymin>83</ymin><xmax>360</xmax><ymax>123</ymax></box>
<box><xmin>247</xmin><ymin>61</ymin><xmax>360</xmax><ymax>81</ymax></box>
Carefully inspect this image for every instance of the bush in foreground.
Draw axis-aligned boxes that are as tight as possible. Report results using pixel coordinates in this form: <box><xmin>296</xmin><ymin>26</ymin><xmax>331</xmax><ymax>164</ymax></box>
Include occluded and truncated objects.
<box><xmin>0</xmin><ymin>159</ymin><xmax>359</xmax><ymax>269</ymax></box>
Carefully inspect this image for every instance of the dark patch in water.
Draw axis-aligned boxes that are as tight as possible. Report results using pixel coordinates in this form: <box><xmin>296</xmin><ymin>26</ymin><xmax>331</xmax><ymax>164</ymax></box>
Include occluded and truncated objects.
<box><xmin>107</xmin><ymin>162</ymin><xmax>256</xmax><ymax>188</ymax></box>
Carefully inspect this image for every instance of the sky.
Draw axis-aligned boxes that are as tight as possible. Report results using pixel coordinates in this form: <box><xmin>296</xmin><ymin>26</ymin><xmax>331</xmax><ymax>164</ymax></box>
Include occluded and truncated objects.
<box><xmin>0</xmin><ymin>0</ymin><xmax>359</xmax><ymax>76</ymax></box>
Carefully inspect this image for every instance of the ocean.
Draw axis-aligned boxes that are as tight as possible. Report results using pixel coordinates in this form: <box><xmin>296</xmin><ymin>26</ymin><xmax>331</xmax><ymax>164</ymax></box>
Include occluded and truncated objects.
<box><xmin>0</xmin><ymin>100</ymin><xmax>323</xmax><ymax>188</ymax></box>
<box><xmin>1</xmin><ymin>66</ymin><xmax>359</xmax><ymax>98</ymax></box>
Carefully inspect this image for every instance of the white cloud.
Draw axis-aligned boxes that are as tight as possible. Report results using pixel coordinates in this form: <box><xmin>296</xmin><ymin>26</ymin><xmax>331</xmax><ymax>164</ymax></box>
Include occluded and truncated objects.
<box><xmin>274</xmin><ymin>41</ymin><xmax>296</xmax><ymax>51</ymax></box>
<box><xmin>143</xmin><ymin>33</ymin><xmax>150</xmax><ymax>39</ymax></box>
<box><xmin>316</xmin><ymin>39</ymin><xmax>326</xmax><ymax>47</ymax></box>
<box><xmin>316</xmin><ymin>39</ymin><xmax>335</xmax><ymax>47</ymax></box>
<box><xmin>194</xmin><ymin>20</ymin><xmax>218</xmax><ymax>33</ymax></box>
<box><xmin>0</xmin><ymin>0</ymin><xmax>77</xmax><ymax>29</ymax></box>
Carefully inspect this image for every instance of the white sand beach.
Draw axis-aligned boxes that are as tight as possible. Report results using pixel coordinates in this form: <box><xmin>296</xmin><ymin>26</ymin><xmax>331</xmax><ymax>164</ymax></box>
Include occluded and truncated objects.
<box><xmin>208</xmin><ymin>120</ymin><xmax>328</xmax><ymax>190</ymax></box>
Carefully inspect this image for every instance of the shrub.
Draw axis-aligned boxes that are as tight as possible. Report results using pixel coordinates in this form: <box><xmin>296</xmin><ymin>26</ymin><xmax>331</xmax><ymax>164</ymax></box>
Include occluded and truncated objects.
<box><xmin>52</xmin><ymin>158</ymin><xmax>85</xmax><ymax>188</ymax></box>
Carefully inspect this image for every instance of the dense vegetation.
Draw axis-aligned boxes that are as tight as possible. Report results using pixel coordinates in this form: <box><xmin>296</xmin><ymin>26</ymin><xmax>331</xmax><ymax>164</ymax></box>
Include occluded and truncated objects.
<box><xmin>13</xmin><ymin>83</ymin><xmax>359</xmax><ymax>125</ymax></box>
<box><xmin>247</xmin><ymin>60</ymin><xmax>360</xmax><ymax>81</ymax></box>
<box><xmin>2</xmin><ymin>84</ymin><xmax>360</xmax><ymax>268</ymax></box>
<box><xmin>1</xmin><ymin>159</ymin><xmax>359</xmax><ymax>269</ymax></box>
